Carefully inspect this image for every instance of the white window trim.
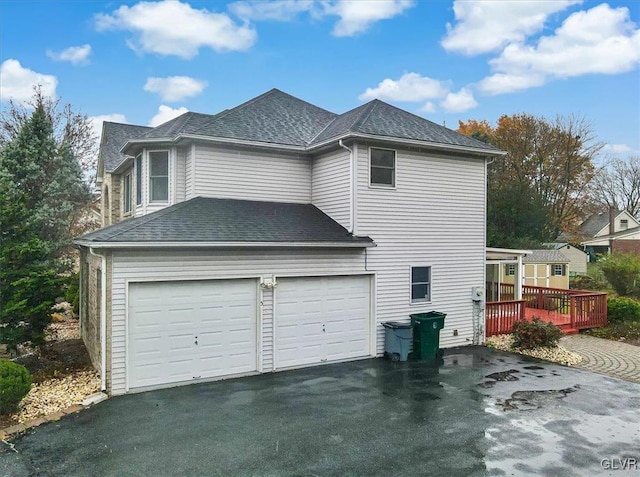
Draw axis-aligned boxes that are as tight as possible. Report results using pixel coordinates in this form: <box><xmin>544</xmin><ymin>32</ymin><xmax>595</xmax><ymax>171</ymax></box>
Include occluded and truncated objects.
<box><xmin>505</xmin><ymin>263</ymin><xmax>516</xmax><ymax>276</ymax></box>
<box><xmin>409</xmin><ymin>265</ymin><xmax>432</xmax><ymax>305</ymax></box>
<box><xmin>123</xmin><ymin>172</ymin><xmax>132</xmax><ymax>216</ymax></box>
<box><xmin>148</xmin><ymin>149</ymin><xmax>170</xmax><ymax>204</ymax></box>
<box><xmin>552</xmin><ymin>264</ymin><xmax>565</xmax><ymax>276</ymax></box>
<box><xmin>135</xmin><ymin>154</ymin><xmax>143</xmax><ymax>207</ymax></box>
<box><xmin>368</xmin><ymin>146</ymin><xmax>397</xmax><ymax>189</ymax></box>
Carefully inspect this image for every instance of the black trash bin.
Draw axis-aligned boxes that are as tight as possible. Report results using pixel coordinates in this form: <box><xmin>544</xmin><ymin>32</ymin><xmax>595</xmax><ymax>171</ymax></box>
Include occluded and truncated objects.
<box><xmin>382</xmin><ymin>321</ymin><xmax>412</xmax><ymax>361</ymax></box>
<box><xmin>410</xmin><ymin>312</ymin><xmax>446</xmax><ymax>361</ymax></box>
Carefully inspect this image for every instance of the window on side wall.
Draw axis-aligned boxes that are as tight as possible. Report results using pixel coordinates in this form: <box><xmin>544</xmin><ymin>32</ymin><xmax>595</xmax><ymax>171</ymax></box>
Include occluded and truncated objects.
<box><xmin>149</xmin><ymin>151</ymin><xmax>169</xmax><ymax>202</ymax></box>
<box><xmin>411</xmin><ymin>266</ymin><xmax>431</xmax><ymax>303</ymax></box>
<box><xmin>620</xmin><ymin>219</ymin><xmax>629</xmax><ymax>230</ymax></box>
<box><xmin>135</xmin><ymin>154</ymin><xmax>142</xmax><ymax>205</ymax></box>
<box><xmin>370</xmin><ymin>147</ymin><xmax>395</xmax><ymax>187</ymax></box>
<box><xmin>552</xmin><ymin>264</ymin><xmax>566</xmax><ymax>276</ymax></box>
<box><xmin>505</xmin><ymin>264</ymin><xmax>516</xmax><ymax>276</ymax></box>
<box><xmin>123</xmin><ymin>173</ymin><xmax>132</xmax><ymax>214</ymax></box>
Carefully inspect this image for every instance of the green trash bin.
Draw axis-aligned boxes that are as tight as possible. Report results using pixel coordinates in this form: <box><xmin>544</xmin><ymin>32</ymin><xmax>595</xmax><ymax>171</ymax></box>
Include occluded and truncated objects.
<box><xmin>410</xmin><ymin>311</ymin><xmax>446</xmax><ymax>361</ymax></box>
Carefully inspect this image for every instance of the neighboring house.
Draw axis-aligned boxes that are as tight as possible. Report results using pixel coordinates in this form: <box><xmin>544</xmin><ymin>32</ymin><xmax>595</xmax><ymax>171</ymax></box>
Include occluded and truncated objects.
<box><xmin>578</xmin><ymin>209</ymin><xmax>640</xmax><ymax>259</ymax></box>
<box><xmin>544</xmin><ymin>243</ymin><xmax>588</xmax><ymax>276</ymax></box>
<box><xmin>501</xmin><ymin>250</ymin><xmax>570</xmax><ymax>289</ymax></box>
<box><xmin>582</xmin><ymin>228</ymin><xmax>640</xmax><ymax>258</ymax></box>
<box><xmin>75</xmin><ymin>89</ymin><xmax>503</xmax><ymax>396</ymax></box>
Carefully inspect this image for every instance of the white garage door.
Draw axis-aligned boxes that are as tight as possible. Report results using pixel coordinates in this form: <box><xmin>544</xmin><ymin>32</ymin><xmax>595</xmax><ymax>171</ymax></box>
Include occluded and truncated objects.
<box><xmin>128</xmin><ymin>279</ymin><xmax>257</xmax><ymax>390</ymax></box>
<box><xmin>275</xmin><ymin>275</ymin><xmax>371</xmax><ymax>369</ymax></box>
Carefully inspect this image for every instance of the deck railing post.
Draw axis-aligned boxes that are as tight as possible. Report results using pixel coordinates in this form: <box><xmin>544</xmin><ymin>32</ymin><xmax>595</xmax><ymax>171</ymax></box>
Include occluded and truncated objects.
<box><xmin>570</xmin><ymin>295</ymin><xmax>576</xmax><ymax>329</ymax></box>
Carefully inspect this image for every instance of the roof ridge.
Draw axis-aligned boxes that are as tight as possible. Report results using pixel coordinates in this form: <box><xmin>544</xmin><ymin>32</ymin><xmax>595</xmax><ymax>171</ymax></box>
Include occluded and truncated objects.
<box><xmin>350</xmin><ymin>100</ymin><xmax>378</xmax><ymax>132</ymax></box>
<box><xmin>306</xmin><ymin>102</ymin><xmax>369</xmax><ymax>145</ymax></box>
<box><xmin>93</xmin><ymin>197</ymin><xmax>200</xmax><ymax>241</ymax></box>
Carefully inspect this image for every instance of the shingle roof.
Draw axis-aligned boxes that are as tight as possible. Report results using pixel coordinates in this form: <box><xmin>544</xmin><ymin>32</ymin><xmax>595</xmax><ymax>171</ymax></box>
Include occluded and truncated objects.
<box><xmin>77</xmin><ymin>197</ymin><xmax>374</xmax><ymax>245</ymax></box>
<box><xmin>100</xmin><ymin>122</ymin><xmax>153</xmax><ymax>173</ymax></box>
<box><xmin>189</xmin><ymin>89</ymin><xmax>337</xmax><ymax>146</ymax></box>
<box><xmin>117</xmin><ymin>88</ymin><xmax>501</xmax><ymax>154</ymax></box>
<box><xmin>579</xmin><ymin>211</ymin><xmax>614</xmax><ymax>237</ymax></box>
<box><xmin>523</xmin><ymin>250</ymin><xmax>570</xmax><ymax>263</ymax></box>
<box><xmin>310</xmin><ymin>100</ymin><xmax>500</xmax><ymax>151</ymax></box>
<box><xmin>141</xmin><ymin>112</ymin><xmax>217</xmax><ymax>139</ymax></box>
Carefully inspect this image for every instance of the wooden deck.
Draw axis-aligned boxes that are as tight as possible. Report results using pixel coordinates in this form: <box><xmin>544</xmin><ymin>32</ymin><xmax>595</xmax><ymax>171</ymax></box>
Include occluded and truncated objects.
<box><xmin>486</xmin><ymin>285</ymin><xmax>607</xmax><ymax>336</ymax></box>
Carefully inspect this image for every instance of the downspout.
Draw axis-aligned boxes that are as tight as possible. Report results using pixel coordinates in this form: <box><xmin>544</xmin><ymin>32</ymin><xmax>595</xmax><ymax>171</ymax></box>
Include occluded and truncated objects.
<box><xmin>338</xmin><ymin>139</ymin><xmax>354</xmax><ymax>234</ymax></box>
<box><xmin>89</xmin><ymin>247</ymin><xmax>107</xmax><ymax>393</ymax></box>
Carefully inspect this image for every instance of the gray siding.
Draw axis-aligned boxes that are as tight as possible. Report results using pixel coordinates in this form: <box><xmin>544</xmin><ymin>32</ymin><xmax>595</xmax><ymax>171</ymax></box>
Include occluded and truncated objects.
<box><xmin>354</xmin><ymin>142</ymin><xmax>486</xmax><ymax>352</ymax></box>
<box><xmin>312</xmin><ymin>148</ymin><xmax>351</xmax><ymax>228</ymax></box>
<box><xmin>175</xmin><ymin>148</ymin><xmax>186</xmax><ymax>203</ymax></box>
<box><xmin>110</xmin><ymin>249</ymin><xmax>367</xmax><ymax>395</ymax></box>
<box><xmin>194</xmin><ymin>145</ymin><xmax>311</xmax><ymax>203</ymax></box>
<box><xmin>185</xmin><ymin>145</ymin><xmax>194</xmax><ymax>199</ymax></box>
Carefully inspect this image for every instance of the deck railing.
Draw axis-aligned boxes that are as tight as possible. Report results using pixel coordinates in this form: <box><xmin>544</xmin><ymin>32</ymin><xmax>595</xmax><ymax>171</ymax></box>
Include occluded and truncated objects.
<box><xmin>485</xmin><ymin>284</ymin><xmax>607</xmax><ymax>336</ymax></box>
<box><xmin>485</xmin><ymin>300</ymin><xmax>525</xmax><ymax>336</ymax></box>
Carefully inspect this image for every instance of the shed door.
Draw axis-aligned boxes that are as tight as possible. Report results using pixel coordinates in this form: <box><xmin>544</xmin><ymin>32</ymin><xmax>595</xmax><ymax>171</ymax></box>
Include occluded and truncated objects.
<box><xmin>128</xmin><ymin>279</ymin><xmax>257</xmax><ymax>390</ymax></box>
<box><xmin>275</xmin><ymin>275</ymin><xmax>371</xmax><ymax>369</ymax></box>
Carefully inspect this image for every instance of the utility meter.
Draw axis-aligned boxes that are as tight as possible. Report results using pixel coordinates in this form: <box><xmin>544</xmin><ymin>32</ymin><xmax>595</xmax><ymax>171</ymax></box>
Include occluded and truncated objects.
<box><xmin>471</xmin><ymin>286</ymin><xmax>485</xmax><ymax>302</ymax></box>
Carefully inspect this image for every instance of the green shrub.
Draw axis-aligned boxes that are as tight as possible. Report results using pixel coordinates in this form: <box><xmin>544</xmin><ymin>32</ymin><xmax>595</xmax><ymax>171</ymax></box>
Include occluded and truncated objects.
<box><xmin>599</xmin><ymin>253</ymin><xmax>640</xmax><ymax>297</ymax></box>
<box><xmin>65</xmin><ymin>273</ymin><xmax>79</xmax><ymax>315</ymax></box>
<box><xmin>0</xmin><ymin>359</ymin><xmax>32</xmax><ymax>414</ymax></box>
<box><xmin>607</xmin><ymin>296</ymin><xmax>640</xmax><ymax>323</ymax></box>
<box><xmin>512</xmin><ymin>318</ymin><xmax>563</xmax><ymax>349</ymax></box>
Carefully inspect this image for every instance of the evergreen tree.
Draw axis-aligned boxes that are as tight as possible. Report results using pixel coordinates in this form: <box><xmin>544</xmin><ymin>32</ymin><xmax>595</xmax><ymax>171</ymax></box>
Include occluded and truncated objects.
<box><xmin>0</xmin><ymin>94</ymin><xmax>90</xmax><ymax>351</ymax></box>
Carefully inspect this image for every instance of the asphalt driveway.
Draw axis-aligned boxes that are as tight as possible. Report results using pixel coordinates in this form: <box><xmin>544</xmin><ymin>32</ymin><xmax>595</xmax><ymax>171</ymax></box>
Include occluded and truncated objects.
<box><xmin>2</xmin><ymin>347</ymin><xmax>639</xmax><ymax>477</ymax></box>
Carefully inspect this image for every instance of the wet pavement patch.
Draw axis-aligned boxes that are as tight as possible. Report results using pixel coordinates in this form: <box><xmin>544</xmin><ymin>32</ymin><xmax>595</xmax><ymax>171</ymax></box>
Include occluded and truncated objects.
<box><xmin>485</xmin><ymin>369</ymin><xmax>521</xmax><ymax>381</ymax></box>
<box><xmin>2</xmin><ymin>346</ymin><xmax>639</xmax><ymax>477</ymax></box>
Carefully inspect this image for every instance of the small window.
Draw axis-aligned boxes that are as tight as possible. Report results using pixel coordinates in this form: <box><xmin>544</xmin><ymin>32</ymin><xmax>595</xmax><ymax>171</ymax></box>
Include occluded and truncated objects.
<box><xmin>620</xmin><ymin>219</ymin><xmax>629</xmax><ymax>230</ymax></box>
<box><xmin>553</xmin><ymin>264</ymin><xmax>565</xmax><ymax>276</ymax></box>
<box><xmin>123</xmin><ymin>173</ymin><xmax>132</xmax><ymax>214</ymax></box>
<box><xmin>505</xmin><ymin>264</ymin><xmax>516</xmax><ymax>276</ymax></box>
<box><xmin>135</xmin><ymin>154</ymin><xmax>142</xmax><ymax>205</ymax></box>
<box><xmin>149</xmin><ymin>151</ymin><xmax>169</xmax><ymax>202</ymax></box>
<box><xmin>370</xmin><ymin>148</ymin><xmax>395</xmax><ymax>187</ymax></box>
<box><xmin>411</xmin><ymin>266</ymin><xmax>431</xmax><ymax>303</ymax></box>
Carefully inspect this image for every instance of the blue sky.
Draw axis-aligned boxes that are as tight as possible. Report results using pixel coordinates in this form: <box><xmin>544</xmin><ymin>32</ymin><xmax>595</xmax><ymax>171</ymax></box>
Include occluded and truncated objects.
<box><xmin>1</xmin><ymin>0</ymin><xmax>639</xmax><ymax>159</ymax></box>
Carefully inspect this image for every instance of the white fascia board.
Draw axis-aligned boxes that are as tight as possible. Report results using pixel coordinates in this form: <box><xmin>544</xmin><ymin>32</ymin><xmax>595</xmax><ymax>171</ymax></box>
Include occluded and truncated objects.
<box><xmin>309</xmin><ymin>133</ymin><xmax>507</xmax><ymax>158</ymax></box>
<box><xmin>74</xmin><ymin>240</ymin><xmax>376</xmax><ymax>249</ymax></box>
<box><xmin>486</xmin><ymin>247</ymin><xmax>532</xmax><ymax>256</ymax></box>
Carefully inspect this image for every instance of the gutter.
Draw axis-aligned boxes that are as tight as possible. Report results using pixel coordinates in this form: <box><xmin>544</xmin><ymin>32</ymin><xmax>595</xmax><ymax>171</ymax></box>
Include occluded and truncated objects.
<box><xmin>119</xmin><ymin>132</ymin><xmax>505</xmax><ymax>159</ymax></box>
<box><xmin>75</xmin><ymin>240</ymin><xmax>376</xmax><ymax>249</ymax></box>
<box><xmin>89</xmin><ymin>247</ymin><xmax>108</xmax><ymax>393</ymax></box>
<box><xmin>338</xmin><ymin>139</ymin><xmax>354</xmax><ymax>234</ymax></box>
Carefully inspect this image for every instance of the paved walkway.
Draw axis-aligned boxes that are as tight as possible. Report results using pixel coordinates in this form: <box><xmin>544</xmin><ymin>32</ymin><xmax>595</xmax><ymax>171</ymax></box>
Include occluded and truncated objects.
<box><xmin>561</xmin><ymin>334</ymin><xmax>640</xmax><ymax>384</ymax></box>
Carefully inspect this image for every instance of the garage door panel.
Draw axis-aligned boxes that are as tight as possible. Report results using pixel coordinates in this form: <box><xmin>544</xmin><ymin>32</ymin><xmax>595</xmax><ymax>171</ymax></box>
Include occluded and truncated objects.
<box><xmin>275</xmin><ymin>276</ymin><xmax>371</xmax><ymax>369</ymax></box>
<box><xmin>128</xmin><ymin>279</ymin><xmax>258</xmax><ymax>390</ymax></box>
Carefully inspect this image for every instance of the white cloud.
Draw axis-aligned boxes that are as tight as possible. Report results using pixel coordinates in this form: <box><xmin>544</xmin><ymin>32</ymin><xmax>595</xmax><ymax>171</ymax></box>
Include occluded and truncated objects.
<box><xmin>603</xmin><ymin>143</ymin><xmax>632</xmax><ymax>154</ymax></box>
<box><xmin>228</xmin><ymin>0</ymin><xmax>413</xmax><ymax>37</ymax></box>
<box><xmin>229</xmin><ymin>0</ymin><xmax>316</xmax><ymax>21</ymax></box>
<box><xmin>440</xmin><ymin>87</ymin><xmax>478</xmax><ymax>113</ymax></box>
<box><xmin>0</xmin><ymin>59</ymin><xmax>58</xmax><ymax>103</ymax></box>
<box><xmin>359</xmin><ymin>73</ymin><xmax>450</xmax><ymax>102</ymax></box>
<box><xmin>478</xmin><ymin>4</ymin><xmax>640</xmax><ymax>95</ymax></box>
<box><xmin>326</xmin><ymin>0</ymin><xmax>414</xmax><ymax>37</ymax></box>
<box><xmin>89</xmin><ymin>114</ymin><xmax>128</xmax><ymax>140</ymax></box>
<box><xmin>144</xmin><ymin>76</ymin><xmax>207</xmax><ymax>102</ymax></box>
<box><xmin>96</xmin><ymin>0</ymin><xmax>256</xmax><ymax>58</ymax></box>
<box><xmin>441</xmin><ymin>0</ymin><xmax>580</xmax><ymax>55</ymax></box>
<box><xmin>420</xmin><ymin>101</ymin><xmax>436</xmax><ymax>113</ymax></box>
<box><xmin>148</xmin><ymin>105</ymin><xmax>188</xmax><ymax>127</ymax></box>
<box><xmin>46</xmin><ymin>44</ymin><xmax>92</xmax><ymax>65</ymax></box>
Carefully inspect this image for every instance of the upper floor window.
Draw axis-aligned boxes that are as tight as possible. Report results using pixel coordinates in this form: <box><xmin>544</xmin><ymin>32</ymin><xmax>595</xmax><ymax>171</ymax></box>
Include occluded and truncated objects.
<box><xmin>620</xmin><ymin>219</ymin><xmax>628</xmax><ymax>230</ymax></box>
<box><xmin>411</xmin><ymin>266</ymin><xmax>431</xmax><ymax>303</ymax></box>
<box><xmin>149</xmin><ymin>151</ymin><xmax>169</xmax><ymax>202</ymax></box>
<box><xmin>123</xmin><ymin>173</ymin><xmax>132</xmax><ymax>214</ymax></box>
<box><xmin>370</xmin><ymin>148</ymin><xmax>395</xmax><ymax>187</ymax></box>
<box><xmin>135</xmin><ymin>154</ymin><xmax>142</xmax><ymax>206</ymax></box>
